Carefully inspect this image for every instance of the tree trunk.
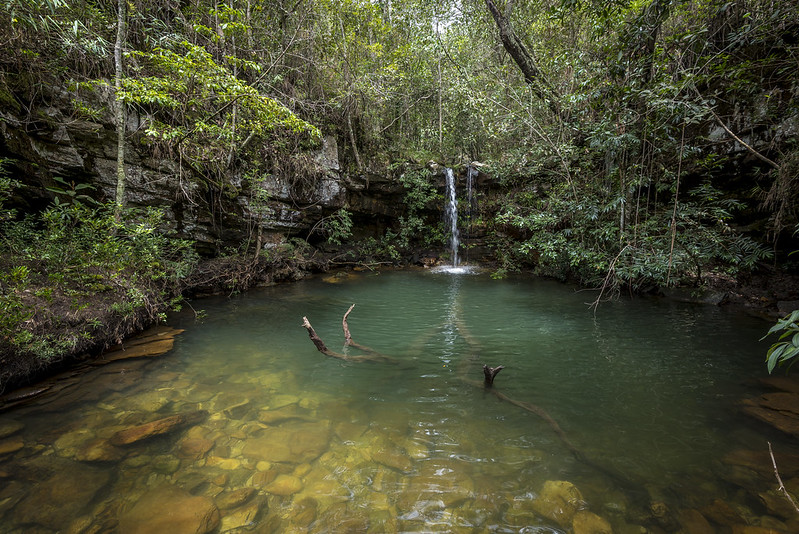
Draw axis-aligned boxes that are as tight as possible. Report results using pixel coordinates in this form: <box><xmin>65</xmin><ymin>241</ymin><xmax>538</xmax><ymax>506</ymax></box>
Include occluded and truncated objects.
<box><xmin>113</xmin><ymin>0</ymin><xmax>127</xmax><ymax>219</ymax></box>
<box><xmin>484</xmin><ymin>0</ymin><xmax>558</xmax><ymax>115</ymax></box>
<box><xmin>627</xmin><ymin>0</ymin><xmax>671</xmax><ymax>85</ymax></box>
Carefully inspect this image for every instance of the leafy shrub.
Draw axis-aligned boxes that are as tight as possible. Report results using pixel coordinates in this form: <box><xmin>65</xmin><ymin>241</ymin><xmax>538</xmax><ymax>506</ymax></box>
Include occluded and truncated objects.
<box><xmin>763</xmin><ymin>310</ymin><xmax>799</xmax><ymax>373</ymax></box>
<box><xmin>0</xmin><ymin>198</ymin><xmax>197</xmax><ymax>361</ymax></box>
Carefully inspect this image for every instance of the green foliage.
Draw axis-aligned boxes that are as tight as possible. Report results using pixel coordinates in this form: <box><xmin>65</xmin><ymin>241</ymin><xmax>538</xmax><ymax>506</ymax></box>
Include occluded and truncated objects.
<box><xmin>495</xmin><ymin>179</ymin><xmax>772</xmax><ymax>290</ymax></box>
<box><xmin>324</xmin><ymin>209</ymin><xmax>353</xmax><ymax>246</ymax></box>
<box><xmin>397</xmin><ymin>168</ymin><xmax>445</xmax><ymax>250</ymax></box>
<box><xmin>763</xmin><ymin>310</ymin><xmax>799</xmax><ymax>374</ymax></box>
<box><xmin>0</xmin><ymin>159</ymin><xmax>19</xmax><ymax>223</ymax></box>
<box><xmin>0</xmin><ymin>199</ymin><xmax>198</xmax><ymax>361</ymax></box>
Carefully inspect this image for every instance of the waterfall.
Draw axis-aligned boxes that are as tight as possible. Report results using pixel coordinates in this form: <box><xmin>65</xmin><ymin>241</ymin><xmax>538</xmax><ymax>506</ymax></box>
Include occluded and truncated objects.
<box><xmin>444</xmin><ymin>167</ymin><xmax>460</xmax><ymax>267</ymax></box>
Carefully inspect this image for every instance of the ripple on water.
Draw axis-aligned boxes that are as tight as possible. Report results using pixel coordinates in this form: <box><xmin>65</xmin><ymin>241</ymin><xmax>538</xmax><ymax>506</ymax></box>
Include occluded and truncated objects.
<box><xmin>0</xmin><ymin>270</ymin><xmax>788</xmax><ymax>533</ymax></box>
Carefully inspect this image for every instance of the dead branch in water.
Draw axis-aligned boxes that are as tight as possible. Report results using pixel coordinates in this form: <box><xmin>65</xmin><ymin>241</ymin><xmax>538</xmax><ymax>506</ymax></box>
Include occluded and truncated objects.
<box><xmin>483</xmin><ymin>365</ymin><xmax>504</xmax><ymax>386</ymax></box>
<box><xmin>302</xmin><ymin>307</ymin><xmax>395</xmax><ymax>363</ymax></box>
<box><xmin>769</xmin><ymin>441</ymin><xmax>799</xmax><ymax>514</ymax></box>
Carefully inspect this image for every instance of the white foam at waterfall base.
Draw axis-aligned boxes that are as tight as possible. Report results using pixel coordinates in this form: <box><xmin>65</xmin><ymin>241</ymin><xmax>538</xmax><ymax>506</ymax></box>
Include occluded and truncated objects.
<box><xmin>429</xmin><ymin>265</ymin><xmax>481</xmax><ymax>274</ymax></box>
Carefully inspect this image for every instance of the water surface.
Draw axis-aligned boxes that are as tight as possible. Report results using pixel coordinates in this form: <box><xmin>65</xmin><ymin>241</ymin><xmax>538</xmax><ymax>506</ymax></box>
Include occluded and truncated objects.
<box><xmin>0</xmin><ymin>269</ymin><xmax>793</xmax><ymax>532</ymax></box>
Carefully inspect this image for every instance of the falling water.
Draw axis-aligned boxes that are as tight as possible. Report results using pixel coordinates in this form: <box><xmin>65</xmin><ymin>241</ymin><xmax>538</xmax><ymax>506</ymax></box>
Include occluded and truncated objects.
<box><xmin>444</xmin><ymin>167</ymin><xmax>460</xmax><ymax>267</ymax></box>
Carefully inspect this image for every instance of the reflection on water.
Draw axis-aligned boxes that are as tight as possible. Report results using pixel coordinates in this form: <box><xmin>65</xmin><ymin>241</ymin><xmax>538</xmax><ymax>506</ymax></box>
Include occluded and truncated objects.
<box><xmin>0</xmin><ymin>270</ymin><xmax>796</xmax><ymax>533</ymax></box>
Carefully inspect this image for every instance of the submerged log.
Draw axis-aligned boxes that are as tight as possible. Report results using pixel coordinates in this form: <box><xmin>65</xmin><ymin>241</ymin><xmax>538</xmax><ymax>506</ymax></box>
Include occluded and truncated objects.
<box><xmin>483</xmin><ymin>365</ymin><xmax>504</xmax><ymax>386</ymax></box>
<box><xmin>301</xmin><ymin>313</ymin><xmax>394</xmax><ymax>363</ymax></box>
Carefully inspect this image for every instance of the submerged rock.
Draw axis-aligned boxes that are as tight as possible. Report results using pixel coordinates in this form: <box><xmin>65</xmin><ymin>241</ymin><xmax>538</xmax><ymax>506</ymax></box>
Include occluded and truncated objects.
<box><xmin>177</xmin><ymin>437</ymin><xmax>214</xmax><ymax>460</ymax></box>
<box><xmin>220</xmin><ymin>499</ymin><xmax>262</xmax><ymax>531</ymax></box>
<box><xmin>741</xmin><ymin>392</ymin><xmax>799</xmax><ymax>438</ymax></box>
<box><xmin>264</xmin><ymin>473</ymin><xmax>304</xmax><ymax>496</ymax></box>
<box><xmin>531</xmin><ymin>480</ymin><xmax>586</xmax><ymax>528</ymax></box>
<box><xmin>241</xmin><ymin>420</ymin><xmax>331</xmax><ymax>464</ymax></box>
<box><xmin>0</xmin><ymin>436</ymin><xmax>24</xmax><ymax>456</ymax></box>
<box><xmin>678</xmin><ymin>508</ymin><xmax>715</xmax><ymax>534</ymax></box>
<box><xmin>216</xmin><ymin>487</ymin><xmax>257</xmax><ymax>510</ymax></box>
<box><xmin>118</xmin><ymin>484</ymin><xmax>219</xmax><ymax>534</ymax></box>
<box><xmin>0</xmin><ymin>419</ymin><xmax>23</xmax><ymax>439</ymax></box>
<box><xmin>572</xmin><ymin>510</ymin><xmax>613</xmax><ymax>534</ymax></box>
<box><xmin>258</xmin><ymin>403</ymin><xmax>312</xmax><ymax>425</ymax></box>
<box><xmin>75</xmin><ymin>437</ymin><xmax>124</xmax><ymax>462</ymax></box>
<box><xmin>14</xmin><ymin>458</ymin><xmax>110</xmax><ymax>530</ymax></box>
<box><xmin>110</xmin><ymin>410</ymin><xmax>208</xmax><ymax>446</ymax></box>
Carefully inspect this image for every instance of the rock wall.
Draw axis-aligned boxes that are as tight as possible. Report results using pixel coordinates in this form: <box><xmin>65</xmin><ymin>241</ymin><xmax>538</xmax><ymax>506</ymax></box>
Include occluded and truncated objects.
<box><xmin>0</xmin><ymin>81</ymin><xmax>408</xmax><ymax>253</ymax></box>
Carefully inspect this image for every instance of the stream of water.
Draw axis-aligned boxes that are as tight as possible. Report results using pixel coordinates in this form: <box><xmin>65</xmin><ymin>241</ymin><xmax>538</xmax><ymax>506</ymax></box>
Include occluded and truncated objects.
<box><xmin>0</xmin><ymin>269</ymin><xmax>794</xmax><ymax>533</ymax></box>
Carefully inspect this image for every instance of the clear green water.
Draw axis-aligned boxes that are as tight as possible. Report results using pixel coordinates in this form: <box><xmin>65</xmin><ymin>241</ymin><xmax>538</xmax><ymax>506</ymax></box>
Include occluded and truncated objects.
<box><xmin>0</xmin><ymin>269</ymin><xmax>792</xmax><ymax>532</ymax></box>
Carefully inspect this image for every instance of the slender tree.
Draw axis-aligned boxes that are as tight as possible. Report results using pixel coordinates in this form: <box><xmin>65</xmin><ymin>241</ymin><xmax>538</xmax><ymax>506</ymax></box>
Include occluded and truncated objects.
<box><xmin>114</xmin><ymin>0</ymin><xmax>127</xmax><ymax>219</ymax></box>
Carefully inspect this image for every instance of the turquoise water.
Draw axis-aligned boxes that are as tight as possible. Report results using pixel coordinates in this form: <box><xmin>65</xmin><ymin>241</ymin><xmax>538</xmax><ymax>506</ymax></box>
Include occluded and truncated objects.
<box><xmin>0</xmin><ymin>269</ymin><xmax>792</xmax><ymax>532</ymax></box>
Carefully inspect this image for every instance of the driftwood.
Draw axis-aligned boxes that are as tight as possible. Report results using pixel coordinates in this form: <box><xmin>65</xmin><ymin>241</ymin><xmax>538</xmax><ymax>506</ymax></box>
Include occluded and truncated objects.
<box><xmin>302</xmin><ymin>306</ymin><xmax>395</xmax><ymax>363</ymax></box>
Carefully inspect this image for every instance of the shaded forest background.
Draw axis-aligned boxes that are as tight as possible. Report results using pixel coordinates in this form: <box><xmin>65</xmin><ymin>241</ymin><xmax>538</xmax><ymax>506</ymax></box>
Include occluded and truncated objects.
<box><xmin>0</xmin><ymin>0</ymin><xmax>798</xmax><ymax>386</ymax></box>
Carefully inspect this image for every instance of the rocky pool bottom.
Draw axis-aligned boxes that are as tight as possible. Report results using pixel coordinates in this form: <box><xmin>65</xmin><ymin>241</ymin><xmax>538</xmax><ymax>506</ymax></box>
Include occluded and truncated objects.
<box><xmin>0</xmin><ymin>270</ymin><xmax>798</xmax><ymax>533</ymax></box>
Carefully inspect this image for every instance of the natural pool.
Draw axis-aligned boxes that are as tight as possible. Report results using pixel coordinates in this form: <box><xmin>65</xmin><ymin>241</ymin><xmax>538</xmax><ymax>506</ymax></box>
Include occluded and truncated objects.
<box><xmin>0</xmin><ymin>269</ymin><xmax>796</xmax><ymax>533</ymax></box>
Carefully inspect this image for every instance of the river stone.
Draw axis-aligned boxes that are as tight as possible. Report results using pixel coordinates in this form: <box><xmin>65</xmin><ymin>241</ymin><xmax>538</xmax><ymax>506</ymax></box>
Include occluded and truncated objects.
<box><xmin>184</xmin><ymin>385</ymin><xmax>217</xmax><ymax>404</ymax></box>
<box><xmin>14</xmin><ymin>459</ymin><xmax>110</xmax><ymax>530</ymax></box>
<box><xmin>110</xmin><ymin>410</ymin><xmax>208</xmax><ymax>446</ymax></box>
<box><xmin>264</xmin><ymin>474</ymin><xmax>304</xmax><ymax>496</ymax></box>
<box><xmin>220</xmin><ymin>499</ymin><xmax>261</xmax><ymax>531</ymax></box>
<box><xmin>0</xmin><ymin>419</ymin><xmax>23</xmax><ymax>439</ymax></box>
<box><xmin>205</xmin><ymin>456</ymin><xmax>241</xmax><ymax>470</ymax></box>
<box><xmin>291</xmin><ymin>496</ymin><xmax>318</xmax><ymax>527</ymax></box>
<box><xmin>54</xmin><ymin>427</ymin><xmax>95</xmax><ymax>456</ymax></box>
<box><xmin>241</xmin><ymin>420</ymin><xmax>331</xmax><ymax>464</ymax></box>
<box><xmin>215</xmin><ymin>392</ymin><xmax>251</xmax><ymax>420</ymax></box>
<box><xmin>334</xmin><ymin>421</ymin><xmax>368</xmax><ymax>442</ymax></box>
<box><xmin>118</xmin><ymin>484</ymin><xmax>219</xmax><ymax>534</ymax></box>
<box><xmin>258</xmin><ymin>404</ymin><xmax>311</xmax><ymax>425</ymax></box>
<box><xmin>127</xmin><ymin>390</ymin><xmax>171</xmax><ymax>412</ymax></box>
<box><xmin>76</xmin><ymin>437</ymin><xmax>124</xmax><ymax>462</ymax></box>
<box><xmin>371</xmin><ymin>447</ymin><xmax>413</xmax><ymax>473</ymax></box>
<box><xmin>741</xmin><ymin>398</ymin><xmax>799</xmax><ymax>438</ymax></box>
<box><xmin>0</xmin><ymin>436</ymin><xmax>24</xmax><ymax>456</ymax></box>
<box><xmin>531</xmin><ymin>480</ymin><xmax>586</xmax><ymax>528</ymax></box>
<box><xmin>758</xmin><ymin>488</ymin><xmax>799</xmax><ymax>520</ymax></box>
<box><xmin>178</xmin><ymin>437</ymin><xmax>214</xmax><ymax>460</ymax></box>
<box><xmin>723</xmin><ymin>449</ymin><xmax>799</xmax><ymax>478</ymax></box>
<box><xmin>296</xmin><ymin>467</ymin><xmax>351</xmax><ymax>506</ymax></box>
<box><xmin>251</xmin><ymin>469</ymin><xmax>278</xmax><ymax>487</ymax></box>
<box><xmin>757</xmin><ymin>375</ymin><xmax>799</xmax><ymax>395</ymax></box>
<box><xmin>216</xmin><ymin>487</ymin><xmax>257</xmax><ymax>510</ymax></box>
<box><xmin>152</xmin><ymin>454</ymin><xmax>181</xmax><ymax>474</ymax></box>
<box><xmin>572</xmin><ymin>510</ymin><xmax>613</xmax><ymax>534</ymax></box>
<box><xmin>678</xmin><ymin>508</ymin><xmax>714</xmax><ymax>534</ymax></box>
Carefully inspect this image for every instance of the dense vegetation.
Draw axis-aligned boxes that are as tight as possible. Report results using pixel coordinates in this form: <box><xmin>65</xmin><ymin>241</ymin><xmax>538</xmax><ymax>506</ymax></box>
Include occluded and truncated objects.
<box><xmin>1</xmin><ymin>0</ymin><xmax>798</xmax><ymax>383</ymax></box>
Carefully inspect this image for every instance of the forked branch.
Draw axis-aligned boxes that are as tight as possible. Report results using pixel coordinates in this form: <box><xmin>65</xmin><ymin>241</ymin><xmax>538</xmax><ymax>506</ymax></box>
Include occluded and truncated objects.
<box><xmin>769</xmin><ymin>441</ymin><xmax>799</xmax><ymax>514</ymax></box>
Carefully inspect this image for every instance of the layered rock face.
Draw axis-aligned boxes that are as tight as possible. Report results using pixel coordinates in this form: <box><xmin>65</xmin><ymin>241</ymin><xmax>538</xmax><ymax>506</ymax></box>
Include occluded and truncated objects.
<box><xmin>0</xmin><ymin>83</ymin><xmax>407</xmax><ymax>252</ymax></box>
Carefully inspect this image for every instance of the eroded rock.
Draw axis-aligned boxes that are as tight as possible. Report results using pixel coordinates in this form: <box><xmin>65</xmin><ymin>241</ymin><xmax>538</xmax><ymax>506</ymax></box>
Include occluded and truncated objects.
<box><xmin>110</xmin><ymin>410</ymin><xmax>208</xmax><ymax>446</ymax></box>
<box><xmin>118</xmin><ymin>484</ymin><xmax>220</xmax><ymax>534</ymax></box>
<box><xmin>572</xmin><ymin>510</ymin><xmax>613</xmax><ymax>534</ymax></box>
<box><xmin>0</xmin><ymin>419</ymin><xmax>23</xmax><ymax>439</ymax></box>
<box><xmin>241</xmin><ymin>420</ymin><xmax>331</xmax><ymax>464</ymax></box>
<box><xmin>531</xmin><ymin>480</ymin><xmax>585</xmax><ymax>528</ymax></box>
<box><xmin>14</xmin><ymin>459</ymin><xmax>110</xmax><ymax>530</ymax></box>
<box><xmin>216</xmin><ymin>487</ymin><xmax>257</xmax><ymax>510</ymax></box>
<box><xmin>264</xmin><ymin>474</ymin><xmax>304</xmax><ymax>496</ymax></box>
